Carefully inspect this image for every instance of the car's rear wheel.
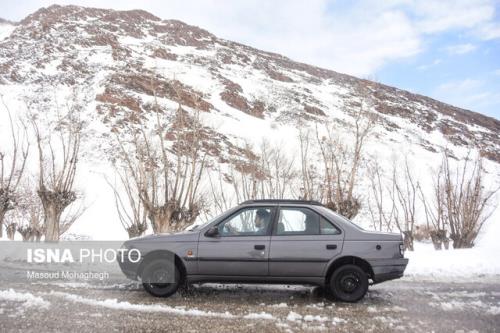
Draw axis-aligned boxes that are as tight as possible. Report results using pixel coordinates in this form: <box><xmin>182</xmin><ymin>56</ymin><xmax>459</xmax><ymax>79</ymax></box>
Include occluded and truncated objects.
<box><xmin>141</xmin><ymin>259</ymin><xmax>180</xmax><ymax>298</ymax></box>
<box><xmin>328</xmin><ymin>264</ymin><xmax>368</xmax><ymax>302</ymax></box>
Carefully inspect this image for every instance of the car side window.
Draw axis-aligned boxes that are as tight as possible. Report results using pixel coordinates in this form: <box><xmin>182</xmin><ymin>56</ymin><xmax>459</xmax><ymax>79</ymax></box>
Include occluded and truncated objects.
<box><xmin>320</xmin><ymin>217</ymin><xmax>341</xmax><ymax>235</ymax></box>
<box><xmin>218</xmin><ymin>207</ymin><xmax>273</xmax><ymax>236</ymax></box>
<box><xmin>276</xmin><ymin>207</ymin><xmax>340</xmax><ymax>235</ymax></box>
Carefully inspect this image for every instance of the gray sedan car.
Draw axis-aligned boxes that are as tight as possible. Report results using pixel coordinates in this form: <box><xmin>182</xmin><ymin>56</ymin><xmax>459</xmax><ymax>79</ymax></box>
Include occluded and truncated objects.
<box><xmin>119</xmin><ymin>200</ymin><xmax>408</xmax><ymax>302</ymax></box>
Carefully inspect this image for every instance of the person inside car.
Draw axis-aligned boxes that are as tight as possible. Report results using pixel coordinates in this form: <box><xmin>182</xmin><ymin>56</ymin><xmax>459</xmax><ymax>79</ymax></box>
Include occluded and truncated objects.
<box><xmin>254</xmin><ymin>208</ymin><xmax>271</xmax><ymax>234</ymax></box>
<box><xmin>221</xmin><ymin>208</ymin><xmax>271</xmax><ymax>235</ymax></box>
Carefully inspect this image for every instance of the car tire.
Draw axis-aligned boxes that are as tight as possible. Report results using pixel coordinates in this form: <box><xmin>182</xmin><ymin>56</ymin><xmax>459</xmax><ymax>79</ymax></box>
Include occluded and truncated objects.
<box><xmin>328</xmin><ymin>264</ymin><xmax>368</xmax><ymax>302</ymax></box>
<box><xmin>141</xmin><ymin>258</ymin><xmax>180</xmax><ymax>298</ymax></box>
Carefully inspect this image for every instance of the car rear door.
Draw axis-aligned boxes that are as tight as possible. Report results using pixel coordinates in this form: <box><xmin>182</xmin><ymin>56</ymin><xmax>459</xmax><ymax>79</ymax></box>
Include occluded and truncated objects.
<box><xmin>197</xmin><ymin>206</ymin><xmax>276</xmax><ymax>276</ymax></box>
<box><xmin>269</xmin><ymin>206</ymin><xmax>344</xmax><ymax>277</ymax></box>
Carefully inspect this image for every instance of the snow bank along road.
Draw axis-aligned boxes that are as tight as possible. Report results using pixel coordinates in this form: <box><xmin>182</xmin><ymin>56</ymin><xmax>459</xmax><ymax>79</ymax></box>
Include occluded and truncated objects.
<box><xmin>0</xmin><ymin>274</ymin><xmax>499</xmax><ymax>333</ymax></box>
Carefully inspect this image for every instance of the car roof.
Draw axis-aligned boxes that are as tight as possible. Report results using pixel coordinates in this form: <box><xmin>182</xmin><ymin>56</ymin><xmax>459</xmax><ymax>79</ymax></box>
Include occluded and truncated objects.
<box><xmin>239</xmin><ymin>199</ymin><xmax>323</xmax><ymax>206</ymax></box>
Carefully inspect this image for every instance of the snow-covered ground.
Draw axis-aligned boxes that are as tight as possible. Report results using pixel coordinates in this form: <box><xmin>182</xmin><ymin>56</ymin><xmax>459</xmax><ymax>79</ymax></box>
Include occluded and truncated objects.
<box><xmin>404</xmin><ymin>208</ymin><xmax>500</xmax><ymax>279</ymax></box>
<box><xmin>0</xmin><ymin>288</ymin><xmax>50</xmax><ymax>310</ymax></box>
<box><xmin>0</xmin><ymin>278</ymin><xmax>499</xmax><ymax>332</ymax></box>
<box><xmin>405</xmin><ymin>242</ymin><xmax>500</xmax><ymax>279</ymax></box>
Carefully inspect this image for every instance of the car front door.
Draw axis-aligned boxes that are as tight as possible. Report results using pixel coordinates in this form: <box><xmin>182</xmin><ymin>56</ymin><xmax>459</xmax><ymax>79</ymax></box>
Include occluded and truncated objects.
<box><xmin>269</xmin><ymin>206</ymin><xmax>344</xmax><ymax>277</ymax></box>
<box><xmin>197</xmin><ymin>206</ymin><xmax>275</xmax><ymax>276</ymax></box>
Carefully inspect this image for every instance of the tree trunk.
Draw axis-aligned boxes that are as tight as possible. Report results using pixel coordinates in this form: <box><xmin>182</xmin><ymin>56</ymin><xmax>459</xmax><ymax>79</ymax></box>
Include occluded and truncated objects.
<box><xmin>149</xmin><ymin>208</ymin><xmax>173</xmax><ymax>234</ymax></box>
<box><xmin>0</xmin><ymin>210</ymin><xmax>5</xmax><ymax>238</ymax></box>
<box><xmin>6</xmin><ymin>224</ymin><xmax>16</xmax><ymax>240</ymax></box>
<box><xmin>403</xmin><ymin>231</ymin><xmax>414</xmax><ymax>251</ymax></box>
<box><xmin>44</xmin><ymin>204</ymin><xmax>62</xmax><ymax>242</ymax></box>
<box><xmin>21</xmin><ymin>231</ymin><xmax>31</xmax><ymax>242</ymax></box>
<box><xmin>437</xmin><ymin>229</ymin><xmax>448</xmax><ymax>250</ymax></box>
<box><xmin>430</xmin><ymin>229</ymin><xmax>448</xmax><ymax>251</ymax></box>
<box><xmin>126</xmin><ymin>224</ymin><xmax>147</xmax><ymax>238</ymax></box>
<box><xmin>156</xmin><ymin>214</ymin><xmax>174</xmax><ymax>234</ymax></box>
<box><xmin>449</xmin><ymin>233</ymin><xmax>474</xmax><ymax>249</ymax></box>
<box><xmin>148</xmin><ymin>205</ymin><xmax>198</xmax><ymax>234</ymax></box>
<box><xmin>430</xmin><ymin>231</ymin><xmax>442</xmax><ymax>250</ymax></box>
<box><xmin>432</xmin><ymin>239</ymin><xmax>442</xmax><ymax>250</ymax></box>
<box><xmin>34</xmin><ymin>230</ymin><xmax>43</xmax><ymax>242</ymax></box>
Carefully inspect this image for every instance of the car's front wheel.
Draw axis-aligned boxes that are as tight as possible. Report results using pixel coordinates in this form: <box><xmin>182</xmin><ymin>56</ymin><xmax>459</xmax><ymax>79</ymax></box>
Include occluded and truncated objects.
<box><xmin>328</xmin><ymin>264</ymin><xmax>368</xmax><ymax>302</ymax></box>
<box><xmin>141</xmin><ymin>259</ymin><xmax>180</xmax><ymax>298</ymax></box>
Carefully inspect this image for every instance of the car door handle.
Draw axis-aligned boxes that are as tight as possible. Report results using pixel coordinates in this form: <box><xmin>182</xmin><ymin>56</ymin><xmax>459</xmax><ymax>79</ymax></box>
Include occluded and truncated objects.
<box><xmin>326</xmin><ymin>244</ymin><xmax>337</xmax><ymax>250</ymax></box>
<box><xmin>254</xmin><ymin>245</ymin><xmax>265</xmax><ymax>250</ymax></box>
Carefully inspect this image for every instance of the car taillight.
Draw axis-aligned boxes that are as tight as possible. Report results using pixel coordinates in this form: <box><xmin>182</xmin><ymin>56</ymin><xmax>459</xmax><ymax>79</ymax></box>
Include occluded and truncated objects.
<box><xmin>399</xmin><ymin>243</ymin><xmax>405</xmax><ymax>257</ymax></box>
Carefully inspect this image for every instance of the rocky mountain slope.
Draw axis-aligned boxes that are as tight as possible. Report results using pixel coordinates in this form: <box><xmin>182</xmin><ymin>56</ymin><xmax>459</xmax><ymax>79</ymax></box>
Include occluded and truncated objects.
<box><xmin>0</xmin><ymin>5</ymin><xmax>498</xmax><ymax>239</ymax></box>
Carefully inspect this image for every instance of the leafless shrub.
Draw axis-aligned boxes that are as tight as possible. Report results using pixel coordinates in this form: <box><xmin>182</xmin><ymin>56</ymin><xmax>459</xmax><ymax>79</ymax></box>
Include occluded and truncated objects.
<box><xmin>440</xmin><ymin>151</ymin><xmax>498</xmax><ymax>248</ymax></box>
<box><xmin>0</xmin><ymin>95</ymin><xmax>29</xmax><ymax>238</ymax></box>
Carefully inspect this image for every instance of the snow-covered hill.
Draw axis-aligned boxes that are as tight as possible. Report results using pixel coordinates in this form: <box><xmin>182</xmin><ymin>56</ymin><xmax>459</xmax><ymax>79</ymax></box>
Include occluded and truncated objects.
<box><xmin>0</xmin><ymin>5</ymin><xmax>499</xmax><ymax>242</ymax></box>
<box><xmin>0</xmin><ymin>19</ymin><xmax>15</xmax><ymax>41</ymax></box>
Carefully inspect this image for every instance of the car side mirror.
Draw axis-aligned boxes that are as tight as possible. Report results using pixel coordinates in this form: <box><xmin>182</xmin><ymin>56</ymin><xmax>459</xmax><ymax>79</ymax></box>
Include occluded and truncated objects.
<box><xmin>205</xmin><ymin>226</ymin><xmax>219</xmax><ymax>238</ymax></box>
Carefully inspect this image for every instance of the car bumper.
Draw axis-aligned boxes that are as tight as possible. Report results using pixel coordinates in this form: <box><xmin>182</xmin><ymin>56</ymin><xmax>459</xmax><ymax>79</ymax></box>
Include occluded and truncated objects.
<box><xmin>117</xmin><ymin>253</ymin><xmax>142</xmax><ymax>281</ymax></box>
<box><xmin>369</xmin><ymin>258</ymin><xmax>409</xmax><ymax>284</ymax></box>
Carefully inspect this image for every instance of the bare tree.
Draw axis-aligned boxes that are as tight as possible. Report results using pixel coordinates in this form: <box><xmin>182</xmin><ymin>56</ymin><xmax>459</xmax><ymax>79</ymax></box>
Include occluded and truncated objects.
<box><xmin>311</xmin><ymin>105</ymin><xmax>375</xmax><ymax>218</ymax></box>
<box><xmin>116</xmin><ymin>97</ymin><xmax>207</xmax><ymax>233</ymax></box>
<box><xmin>297</xmin><ymin>127</ymin><xmax>323</xmax><ymax>201</ymax></box>
<box><xmin>0</xmin><ymin>96</ymin><xmax>29</xmax><ymax>238</ymax></box>
<box><xmin>226</xmin><ymin>142</ymin><xmax>263</xmax><ymax>204</ymax></box>
<box><xmin>390</xmin><ymin>157</ymin><xmax>419</xmax><ymax>251</ymax></box>
<box><xmin>367</xmin><ymin>160</ymin><xmax>396</xmax><ymax>232</ymax></box>
<box><xmin>257</xmin><ymin>140</ymin><xmax>297</xmax><ymax>199</ymax></box>
<box><xmin>230</xmin><ymin>140</ymin><xmax>296</xmax><ymax>201</ymax></box>
<box><xmin>58</xmin><ymin>201</ymin><xmax>86</xmax><ymax>237</ymax></box>
<box><xmin>440</xmin><ymin>151</ymin><xmax>498</xmax><ymax>248</ymax></box>
<box><xmin>31</xmin><ymin>104</ymin><xmax>82</xmax><ymax>242</ymax></box>
<box><xmin>207</xmin><ymin>166</ymin><xmax>237</xmax><ymax>216</ymax></box>
<box><xmin>105</xmin><ymin>166</ymin><xmax>148</xmax><ymax>238</ymax></box>
<box><xmin>418</xmin><ymin>170</ymin><xmax>449</xmax><ymax>250</ymax></box>
<box><xmin>207</xmin><ymin>140</ymin><xmax>297</xmax><ymax>218</ymax></box>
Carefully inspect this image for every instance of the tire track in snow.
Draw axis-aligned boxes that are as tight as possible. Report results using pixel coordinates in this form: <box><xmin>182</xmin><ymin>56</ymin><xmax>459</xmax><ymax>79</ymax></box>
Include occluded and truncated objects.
<box><xmin>44</xmin><ymin>290</ymin><xmax>340</xmax><ymax>325</ymax></box>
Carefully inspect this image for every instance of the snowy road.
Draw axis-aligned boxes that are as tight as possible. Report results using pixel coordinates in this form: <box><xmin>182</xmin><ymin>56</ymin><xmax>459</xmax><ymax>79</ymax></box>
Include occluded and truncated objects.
<box><xmin>1</xmin><ymin>274</ymin><xmax>499</xmax><ymax>333</ymax></box>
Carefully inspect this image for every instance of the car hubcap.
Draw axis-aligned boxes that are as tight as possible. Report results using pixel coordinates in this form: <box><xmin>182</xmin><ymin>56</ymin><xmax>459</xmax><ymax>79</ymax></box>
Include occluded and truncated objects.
<box><xmin>339</xmin><ymin>272</ymin><xmax>360</xmax><ymax>293</ymax></box>
<box><xmin>149</xmin><ymin>269</ymin><xmax>172</xmax><ymax>289</ymax></box>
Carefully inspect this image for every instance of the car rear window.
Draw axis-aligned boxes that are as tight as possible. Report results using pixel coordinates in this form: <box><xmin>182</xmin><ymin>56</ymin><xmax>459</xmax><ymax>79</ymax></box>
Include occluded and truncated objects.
<box><xmin>276</xmin><ymin>207</ymin><xmax>340</xmax><ymax>235</ymax></box>
<box><xmin>317</xmin><ymin>206</ymin><xmax>364</xmax><ymax>231</ymax></box>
